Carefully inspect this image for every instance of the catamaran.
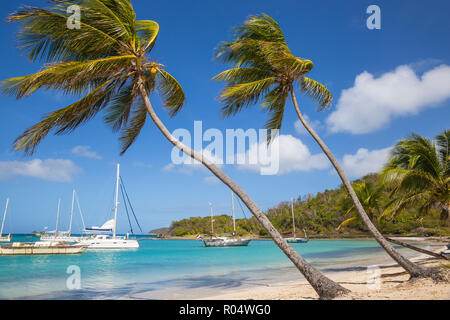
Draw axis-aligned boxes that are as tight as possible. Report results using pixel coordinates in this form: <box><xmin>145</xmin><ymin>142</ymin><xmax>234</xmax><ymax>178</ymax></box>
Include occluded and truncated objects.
<box><xmin>201</xmin><ymin>192</ymin><xmax>251</xmax><ymax>247</ymax></box>
<box><xmin>78</xmin><ymin>164</ymin><xmax>139</xmax><ymax>249</ymax></box>
<box><xmin>285</xmin><ymin>198</ymin><xmax>308</xmax><ymax>244</ymax></box>
<box><xmin>0</xmin><ymin>198</ymin><xmax>11</xmax><ymax>242</ymax></box>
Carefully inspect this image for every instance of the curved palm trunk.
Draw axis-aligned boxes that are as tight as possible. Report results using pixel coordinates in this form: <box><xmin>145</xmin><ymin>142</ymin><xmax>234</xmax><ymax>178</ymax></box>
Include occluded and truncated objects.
<box><xmin>290</xmin><ymin>88</ymin><xmax>432</xmax><ymax>278</ymax></box>
<box><xmin>138</xmin><ymin>82</ymin><xmax>349</xmax><ymax>299</ymax></box>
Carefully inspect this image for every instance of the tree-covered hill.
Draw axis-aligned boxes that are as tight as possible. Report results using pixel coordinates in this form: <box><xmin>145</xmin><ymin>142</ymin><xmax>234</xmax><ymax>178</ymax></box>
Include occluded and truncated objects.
<box><xmin>161</xmin><ymin>173</ymin><xmax>449</xmax><ymax>238</ymax></box>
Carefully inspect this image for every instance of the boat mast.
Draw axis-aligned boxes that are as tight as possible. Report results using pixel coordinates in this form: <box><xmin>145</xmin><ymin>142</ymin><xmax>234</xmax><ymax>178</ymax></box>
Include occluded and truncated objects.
<box><xmin>231</xmin><ymin>191</ymin><xmax>236</xmax><ymax>235</ymax></box>
<box><xmin>113</xmin><ymin>163</ymin><xmax>120</xmax><ymax>238</ymax></box>
<box><xmin>55</xmin><ymin>198</ymin><xmax>61</xmax><ymax>234</ymax></box>
<box><xmin>0</xmin><ymin>197</ymin><xmax>9</xmax><ymax>236</ymax></box>
<box><xmin>291</xmin><ymin>198</ymin><xmax>296</xmax><ymax>238</ymax></box>
<box><xmin>68</xmin><ymin>189</ymin><xmax>75</xmax><ymax>235</ymax></box>
<box><xmin>209</xmin><ymin>203</ymin><xmax>214</xmax><ymax>235</ymax></box>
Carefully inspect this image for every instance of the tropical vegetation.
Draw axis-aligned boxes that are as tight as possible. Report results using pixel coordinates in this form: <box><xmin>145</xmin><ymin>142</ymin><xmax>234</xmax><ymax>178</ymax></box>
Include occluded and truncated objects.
<box><xmin>213</xmin><ymin>13</ymin><xmax>434</xmax><ymax>278</ymax></box>
<box><xmin>0</xmin><ymin>0</ymin><xmax>348</xmax><ymax>298</ymax></box>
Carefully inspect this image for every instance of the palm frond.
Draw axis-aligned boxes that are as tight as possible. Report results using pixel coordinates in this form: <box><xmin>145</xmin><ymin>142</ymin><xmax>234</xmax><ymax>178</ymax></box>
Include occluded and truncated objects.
<box><xmin>13</xmin><ymin>76</ymin><xmax>125</xmax><ymax>154</ymax></box>
<box><xmin>135</xmin><ymin>20</ymin><xmax>159</xmax><ymax>52</ymax></box>
<box><xmin>261</xmin><ymin>85</ymin><xmax>288</xmax><ymax>140</ymax></box>
<box><xmin>156</xmin><ymin>69</ymin><xmax>185</xmax><ymax>117</ymax></box>
<box><xmin>212</xmin><ymin>67</ymin><xmax>273</xmax><ymax>85</ymax></box>
<box><xmin>336</xmin><ymin>216</ymin><xmax>358</xmax><ymax>230</ymax></box>
<box><xmin>219</xmin><ymin>77</ymin><xmax>277</xmax><ymax>117</ymax></box>
<box><xmin>0</xmin><ymin>55</ymin><xmax>136</xmax><ymax>98</ymax></box>
<box><xmin>7</xmin><ymin>2</ymin><xmax>131</xmax><ymax>62</ymax></box>
<box><xmin>436</xmin><ymin>129</ymin><xmax>450</xmax><ymax>176</ymax></box>
<box><xmin>299</xmin><ymin>77</ymin><xmax>333</xmax><ymax>109</ymax></box>
<box><xmin>119</xmin><ymin>99</ymin><xmax>147</xmax><ymax>154</ymax></box>
<box><xmin>104</xmin><ymin>80</ymin><xmax>136</xmax><ymax>131</ymax></box>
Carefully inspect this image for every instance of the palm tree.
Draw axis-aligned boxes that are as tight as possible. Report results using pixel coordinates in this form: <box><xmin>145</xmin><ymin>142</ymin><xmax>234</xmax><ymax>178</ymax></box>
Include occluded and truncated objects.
<box><xmin>336</xmin><ymin>181</ymin><xmax>385</xmax><ymax>231</ymax></box>
<box><xmin>0</xmin><ymin>1</ymin><xmax>348</xmax><ymax>298</ymax></box>
<box><xmin>382</xmin><ymin>130</ymin><xmax>450</xmax><ymax>226</ymax></box>
<box><xmin>213</xmin><ymin>13</ymin><xmax>435</xmax><ymax>278</ymax></box>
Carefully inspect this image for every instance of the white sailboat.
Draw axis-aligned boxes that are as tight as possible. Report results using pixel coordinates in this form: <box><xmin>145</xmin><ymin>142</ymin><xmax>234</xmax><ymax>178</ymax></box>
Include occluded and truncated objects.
<box><xmin>79</xmin><ymin>164</ymin><xmax>139</xmax><ymax>249</ymax></box>
<box><xmin>40</xmin><ymin>191</ymin><xmax>89</xmax><ymax>242</ymax></box>
<box><xmin>285</xmin><ymin>198</ymin><xmax>308</xmax><ymax>244</ymax></box>
<box><xmin>0</xmin><ymin>198</ymin><xmax>12</xmax><ymax>242</ymax></box>
<box><xmin>202</xmin><ymin>192</ymin><xmax>251</xmax><ymax>247</ymax></box>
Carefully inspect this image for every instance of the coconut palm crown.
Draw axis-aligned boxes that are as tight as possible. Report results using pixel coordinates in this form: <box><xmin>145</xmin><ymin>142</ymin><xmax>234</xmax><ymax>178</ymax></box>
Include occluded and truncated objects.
<box><xmin>382</xmin><ymin>130</ymin><xmax>450</xmax><ymax>224</ymax></box>
<box><xmin>1</xmin><ymin>0</ymin><xmax>184</xmax><ymax>155</ymax></box>
<box><xmin>213</xmin><ymin>14</ymin><xmax>332</xmax><ymax>139</ymax></box>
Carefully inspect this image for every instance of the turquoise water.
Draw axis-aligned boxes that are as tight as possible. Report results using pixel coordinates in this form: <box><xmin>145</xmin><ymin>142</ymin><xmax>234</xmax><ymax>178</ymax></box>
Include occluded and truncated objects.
<box><xmin>0</xmin><ymin>235</ymin><xmax>440</xmax><ymax>299</ymax></box>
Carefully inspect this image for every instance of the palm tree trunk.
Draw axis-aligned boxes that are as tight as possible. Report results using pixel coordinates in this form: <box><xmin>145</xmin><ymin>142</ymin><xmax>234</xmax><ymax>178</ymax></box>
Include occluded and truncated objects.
<box><xmin>137</xmin><ymin>81</ymin><xmax>349</xmax><ymax>299</ymax></box>
<box><xmin>290</xmin><ymin>87</ymin><xmax>433</xmax><ymax>278</ymax></box>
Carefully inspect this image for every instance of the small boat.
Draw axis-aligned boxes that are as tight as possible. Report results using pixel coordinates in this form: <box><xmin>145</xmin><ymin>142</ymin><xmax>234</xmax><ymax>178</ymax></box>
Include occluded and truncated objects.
<box><xmin>78</xmin><ymin>164</ymin><xmax>139</xmax><ymax>249</ymax></box>
<box><xmin>0</xmin><ymin>198</ymin><xmax>11</xmax><ymax>242</ymax></box>
<box><xmin>202</xmin><ymin>236</ymin><xmax>251</xmax><ymax>247</ymax></box>
<box><xmin>285</xmin><ymin>198</ymin><xmax>308</xmax><ymax>244</ymax></box>
<box><xmin>201</xmin><ymin>192</ymin><xmax>251</xmax><ymax>247</ymax></box>
<box><xmin>0</xmin><ymin>241</ymin><xmax>87</xmax><ymax>255</ymax></box>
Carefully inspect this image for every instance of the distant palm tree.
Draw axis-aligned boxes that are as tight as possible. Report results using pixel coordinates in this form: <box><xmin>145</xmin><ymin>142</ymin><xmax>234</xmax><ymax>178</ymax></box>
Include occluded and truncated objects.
<box><xmin>213</xmin><ymin>14</ymin><xmax>435</xmax><ymax>278</ymax></box>
<box><xmin>0</xmin><ymin>1</ymin><xmax>348</xmax><ymax>298</ymax></box>
<box><xmin>383</xmin><ymin>130</ymin><xmax>450</xmax><ymax>226</ymax></box>
<box><xmin>337</xmin><ymin>181</ymin><xmax>385</xmax><ymax>230</ymax></box>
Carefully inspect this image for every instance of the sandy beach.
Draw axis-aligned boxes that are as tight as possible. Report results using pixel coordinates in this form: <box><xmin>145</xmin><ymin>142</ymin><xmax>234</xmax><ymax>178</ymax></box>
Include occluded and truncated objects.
<box><xmin>202</xmin><ymin>241</ymin><xmax>450</xmax><ymax>300</ymax></box>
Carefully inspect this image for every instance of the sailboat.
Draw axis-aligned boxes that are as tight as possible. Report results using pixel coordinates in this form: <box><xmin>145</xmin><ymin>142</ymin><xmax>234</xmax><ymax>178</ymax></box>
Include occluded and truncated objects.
<box><xmin>78</xmin><ymin>164</ymin><xmax>139</xmax><ymax>249</ymax></box>
<box><xmin>201</xmin><ymin>192</ymin><xmax>251</xmax><ymax>247</ymax></box>
<box><xmin>0</xmin><ymin>198</ymin><xmax>12</xmax><ymax>242</ymax></box>
<box><xmin>40</xmin><ymin>191</ymin><xmax>89</xmax><ymax>242</ymax></box>
<box><xmin>285</xmin><ymin>198</ymin><xmax>308</xmax><ymax>244</ymax></box>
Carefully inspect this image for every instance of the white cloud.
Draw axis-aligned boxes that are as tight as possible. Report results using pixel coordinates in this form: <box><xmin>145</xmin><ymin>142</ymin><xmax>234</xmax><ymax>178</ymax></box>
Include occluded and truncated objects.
<box><xmin>326</xmin><ymin>64</ymin><xmax>450</xmax><ymax>134</ymax></box>
<box><xmin>294</xmin><ymin>115</ymin><xmax>322</xmax><ymax>135</ymax></box>
<box><xmin>133</xmin><ymin>161</ymin><xmax>152</xmax><ymax>168</ymax></box>
<box><xmin>203</xmin><ymin>175</ymin><xmax>220</xmax><ymax>185</ymax></box>
<box><xmin>238</xmin><ymin>134</ymin><xmax>329</xmax><ymax>175</ymax></box>
<box><xmin>342</xmin><ymin>146</ymin><xmax>392</xmax><ymax>178</ymax></box>
<box><xmin>162</xmin><ymin>149</ymin><xmax>222</xmax><ymax>175</ymax></box>
<box><xmin>71</xmin><ymin>145</ymin><xmax>102</xmax><ymax>160</ymax></box>
<box><xmin>0</xmin><ymin>159</ymin><xmax>82</xmax><ymax>182</ymax></box>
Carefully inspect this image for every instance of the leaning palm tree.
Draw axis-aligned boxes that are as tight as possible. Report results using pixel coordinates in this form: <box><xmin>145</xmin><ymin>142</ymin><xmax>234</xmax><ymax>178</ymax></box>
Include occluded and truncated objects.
<box><xmin>1</xmin><ymin>1</ymin><xmax>348</xmax><ymax>298</ymax></box>
<box><xmin>382</xmin><ymin>130</ymin><xmax>450</xmax><ymax>226</ymax></box>
<box><xmin>213</xmin><ymin>14</ymin><xmax>435</xmax><ymax>278</ymax></box>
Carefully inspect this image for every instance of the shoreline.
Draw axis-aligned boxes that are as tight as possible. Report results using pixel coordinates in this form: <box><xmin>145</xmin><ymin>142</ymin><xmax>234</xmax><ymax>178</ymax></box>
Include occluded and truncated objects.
<box><xmin>157</xmin><ymin>235</ymin><xmax>450</xmax><ymax>243</ymax></box>
<box><xmin>197</xmin><ymin>243</ymin><xmax>449</xmax><ymax>300</ymax></box>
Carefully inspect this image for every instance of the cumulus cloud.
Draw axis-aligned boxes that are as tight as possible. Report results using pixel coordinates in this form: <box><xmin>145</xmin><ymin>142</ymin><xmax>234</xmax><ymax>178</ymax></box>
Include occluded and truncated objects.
<box><xmin>341</xmin><ymin>146</ymin><xmax>392</xmax><ymax>178</ymax></box>
<box><xmin>238</xmin><ymin>134</ymin><xmax>329</xmax><ymax>175</ymax></box>
<box><xmin>0</xmin><ymin>159</ymin><xmax>82</xmax><ymax>182</ymax></box>
<box><xmin>294</xmin><ymin>115</ymin><xmax>322</xmax><ymax>135</ymax></box>
<box><xmin>71</xmin><ymin>145</ymin><xmax>102</xmax><ymax>160</ymax></box>
<box><xmin>326</xmin><ymin>64</ymin><xmax>450</xmax><ymax>134</ymax></box>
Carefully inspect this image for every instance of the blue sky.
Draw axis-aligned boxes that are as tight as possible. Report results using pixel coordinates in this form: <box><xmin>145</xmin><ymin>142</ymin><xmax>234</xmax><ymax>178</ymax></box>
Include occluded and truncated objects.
<box><xmin>0</xmin><ymin>0</ymin><xmax>449</xmax><ymax>233</ymax></box>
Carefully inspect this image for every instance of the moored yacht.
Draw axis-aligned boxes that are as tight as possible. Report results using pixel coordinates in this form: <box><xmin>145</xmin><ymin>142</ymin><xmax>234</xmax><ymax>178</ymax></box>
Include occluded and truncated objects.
<box><xmin>0</xmin><ymin>198</ymin><xmax>11</xmax><ymax>242</ymax></box>
<box><xmin>78</xmin><ymin>164</ymin><xmax>139</xmax><ymax>249</ymax></box>
<box><xmin>201</xmin><ymin>192</ymin><xmax>251</xmax><ymax>247</ymax></box>
<box><xmin>285</xmin><ymin>198</ymin><xmax>308</xmax><ymax>244</ymax></box>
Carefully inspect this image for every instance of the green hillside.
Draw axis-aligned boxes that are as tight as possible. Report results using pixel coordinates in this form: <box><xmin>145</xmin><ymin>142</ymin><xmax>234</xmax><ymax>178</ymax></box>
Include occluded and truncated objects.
<box><xmin>164</xmin><ymin>174</ymin><xmax>449</xmax><ymax>238</ymax></box>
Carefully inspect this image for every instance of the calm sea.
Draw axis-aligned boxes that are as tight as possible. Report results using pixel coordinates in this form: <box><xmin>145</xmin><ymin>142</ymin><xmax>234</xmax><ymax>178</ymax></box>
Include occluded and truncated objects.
<box><xmin>0</xmin><ymin>235</ymin><xmax>441</xmax><ymax>299</ymax></box>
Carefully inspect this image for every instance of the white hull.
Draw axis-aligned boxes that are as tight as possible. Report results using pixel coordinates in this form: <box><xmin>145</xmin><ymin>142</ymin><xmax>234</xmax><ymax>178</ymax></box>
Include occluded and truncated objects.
<box><xmin>202</xmin><ymin>237</ymin><xmax>251</xmax><ymax>247</ymax></box>
<box><xmin>0</xmin><ymin>234</ymin><xmax>11</xmax><ymax>242</ymax></box>
<box><xmin>0</xmin><ymin>242</ymin><xmax>87</xmax><ymax>255</ymax></box>
<box><xmin>79</xmin><ymin>235</ymin><xmax>139</xmax><ymax>249</ymax></box>
<box><xmin>285</xmin><ymin>237</ymin><xmax>308</xmax><ymax>244</ymax></box>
